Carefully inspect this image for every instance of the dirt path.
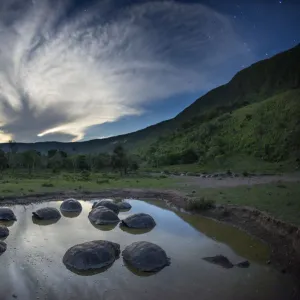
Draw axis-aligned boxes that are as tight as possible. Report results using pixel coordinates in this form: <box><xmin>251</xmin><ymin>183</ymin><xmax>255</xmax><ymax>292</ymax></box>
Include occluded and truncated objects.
<box><xmin>175</xmin><ymin>173</ymin><xmax>300</xmax><ymax>188</ymax></box>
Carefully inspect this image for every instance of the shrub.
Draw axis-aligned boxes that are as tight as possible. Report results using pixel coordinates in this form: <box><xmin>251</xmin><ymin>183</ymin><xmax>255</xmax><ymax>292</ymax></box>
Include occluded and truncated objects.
<box><xmin>180</xmin><ymin>149</ymin><xmax>198</xmax><ymax>164</ymax></box>
<box><xmin>80</xmin><ymin>170</ymin><xmax>91</xmax><ymax>181</ymax></box>
<box><xmin>186</xmin><ymin>197</ymin><xmax>215</xmax><ymax>211</ymax></box>
<box><xmin>243</xmin><ymin>171</ymin><xmax>249</xmax><ymax>177</ymax></box>
<box><xmin>159</xmin><ymin>175</ymin><xmax>168</xmax><ymax>179</ymax></box>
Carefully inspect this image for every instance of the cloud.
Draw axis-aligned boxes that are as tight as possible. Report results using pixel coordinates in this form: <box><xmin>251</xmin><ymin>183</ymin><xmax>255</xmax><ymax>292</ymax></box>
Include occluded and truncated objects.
<box><xmin>0</xmin><ymin>0</ymin><xmax>250</xmax><ymax>142</ymax></box>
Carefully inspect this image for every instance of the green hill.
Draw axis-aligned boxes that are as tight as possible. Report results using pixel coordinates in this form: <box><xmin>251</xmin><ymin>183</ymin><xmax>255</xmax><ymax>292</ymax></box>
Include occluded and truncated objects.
<box><xmin>1</xmin><ymin>44</ymin><xmax>299</xmax><ymax>172</ymax></box>
<box><xmin>145</xmin><ymin>89</ymin><xmax>300</xmax><ymax>172</ymax></box>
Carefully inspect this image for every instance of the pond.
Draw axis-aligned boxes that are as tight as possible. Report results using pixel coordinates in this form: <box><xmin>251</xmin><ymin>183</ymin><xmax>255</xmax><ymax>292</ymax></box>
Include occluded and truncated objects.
<box><xmin>0</xmin><ymin>199</ymin><xmax>297</xmax><ymax>300</ymax></box>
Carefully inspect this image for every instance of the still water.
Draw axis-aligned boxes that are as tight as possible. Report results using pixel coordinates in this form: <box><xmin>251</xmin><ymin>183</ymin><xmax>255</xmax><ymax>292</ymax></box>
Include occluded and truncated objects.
<box><xmin>0</xmin><ymin>199</ymin><xmax>297</xmax><ymax>300</ymax></box>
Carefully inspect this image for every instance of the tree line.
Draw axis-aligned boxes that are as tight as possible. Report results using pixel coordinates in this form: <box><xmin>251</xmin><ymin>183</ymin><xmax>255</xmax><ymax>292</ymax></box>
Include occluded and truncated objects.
<box><xmin>0</xmin><ymin>141</ymin><xmax>139</xmax><ymax>174</ymax></box>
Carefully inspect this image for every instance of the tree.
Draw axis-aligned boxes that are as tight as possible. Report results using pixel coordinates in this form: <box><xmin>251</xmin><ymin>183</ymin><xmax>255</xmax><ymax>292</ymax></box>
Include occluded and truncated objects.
<box><xmin>71</xmin><ymin>147</ymin><xmax>77</xmax><ymax>173</ymax></box>
<box><xmin>22</xmin><ymin>150</ymin><xmax>40</xmax><ymax>174</ymax></box>
<box><xmin>86</xmin><ymin>154</ymin><xmax>97</xmax><ymax>172</ymax></box>
<box><xmin>48</xmin><ymin>151</ymin><xmax>63</xmax><ymax>171</ymax></box>
<box><xmin>0</xmin><ymin>149</ymin><xmax>8</xmax><ymax>172</ymax></box>
<box><xmin>77</xmin><ymin>155</ymin><xmax>89</xmax><ymax>170</ymax></box>
<box><xmin>111</xmin><ymin>145</ymin><xmax>128</xmax><ymax>175</ymax></box>
<box><xmin>47</xmin><ymin>149</ymin><xmax>58</xmax><ymax>159</ymax></box>
<box><xmin>96</xmin><ymin>153</ymin><xmax>111</xmax><ymax>170</ymax></box>
<box><xmin>8</xmin><ymin>140</ymin><xmax>18</xmax><ymax>171</ymax></box>
<box><xmin>180</xmin><ymin>149</ymin><xmax>198</xmax><ymax>164</ymax></box>
<box><xmin>129</xmin><ymin>160</ymin><xmax>139</xmax><ymax>172</ymax></box>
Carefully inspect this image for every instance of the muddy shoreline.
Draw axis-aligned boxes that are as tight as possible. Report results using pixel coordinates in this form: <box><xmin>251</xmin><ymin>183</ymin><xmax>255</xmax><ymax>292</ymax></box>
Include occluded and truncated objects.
<box><xmin>1</xmin><ymin>188</ymin><xmax>300</xmax><ymax>282</ymax></box>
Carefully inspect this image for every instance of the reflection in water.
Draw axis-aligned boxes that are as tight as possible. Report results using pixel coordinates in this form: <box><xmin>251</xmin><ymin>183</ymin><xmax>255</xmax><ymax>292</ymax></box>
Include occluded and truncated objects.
<box><xmin>32</xmin><ymin>216</ymin><xmax>60</xmax><ymax>226</ymax></box>
<box><xmin>119</xmin><ymin>223</ymin><xmax>153</xmax><ymax>235</ymax></box>
<box><xmin>90</xmin><ymin>221</ymin><xmax>118</xmax><ymax>231</ymax></box>
<box><xmin>147</xmin><ymin>199</ymin><xmax>270</xmax><ymax>264</ymax></box>
<box><xmin>123</xmin><ymin>260</ymin><xmax>156</xmax><ymax>277</ymax></box>
<box><xmin>0</xmin><ymin>199</ymin><xmax>298</xmax><ymax>300</ymax></box>
<box><xmin>65</xmin><ymin>262</ymin><xmax>115</xmax><ymax>276</ymax></box>
<box><xmin>0</xmin><ymin>241</ymin><xmax>7</xmax><ymax>255</ymax></box>
<box><xmin>61</xmin><ymin>211</ymin><xmax>81</xmax><ymax>218</ymax></box>
<box><xmin>202</xmin><ymin>255</ymin><xmax>234</xmax><ymax>269</ymax></box>
<box><xmin>0</xmin><ymin>220</ymin><xmax>15</xmax><ymax>227</ymax></box>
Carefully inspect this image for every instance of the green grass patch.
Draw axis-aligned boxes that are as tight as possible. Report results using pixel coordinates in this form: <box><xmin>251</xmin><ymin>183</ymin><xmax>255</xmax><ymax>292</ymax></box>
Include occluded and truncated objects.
<box><xmin>186</xmin><ymin>181</ymin><xmax>300</xmax><ymax>226</ymax></box>
<box><xmin>0</xmin><ymin>171</ymin><xmax>176</xmax><ymax>197</ymax></box>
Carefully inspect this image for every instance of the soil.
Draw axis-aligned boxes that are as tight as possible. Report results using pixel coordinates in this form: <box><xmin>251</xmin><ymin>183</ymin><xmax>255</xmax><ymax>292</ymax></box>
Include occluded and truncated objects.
<box><xmin>1</xmin><ymin>187</ymin><xmax>300</xmax><ymax>284</ymax></box>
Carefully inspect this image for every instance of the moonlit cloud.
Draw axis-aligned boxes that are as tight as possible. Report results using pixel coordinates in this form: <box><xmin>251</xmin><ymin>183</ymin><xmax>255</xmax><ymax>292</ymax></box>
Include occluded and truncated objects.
<box><xmin>0</xmin><ymin>0</ymin><xmax>250</xmax><ymax>142</ymax></box>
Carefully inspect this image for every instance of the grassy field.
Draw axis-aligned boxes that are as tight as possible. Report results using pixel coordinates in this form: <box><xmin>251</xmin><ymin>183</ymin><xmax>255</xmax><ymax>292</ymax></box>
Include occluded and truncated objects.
<box><xmin>0</xmin><ymin>171</ymin><xmax>176</xmax><ymax>197</ymax></box>
<box><xmin>183</xmin><ymin>181</ymin><xmax>300</xmax><ymax>226</ymax></box>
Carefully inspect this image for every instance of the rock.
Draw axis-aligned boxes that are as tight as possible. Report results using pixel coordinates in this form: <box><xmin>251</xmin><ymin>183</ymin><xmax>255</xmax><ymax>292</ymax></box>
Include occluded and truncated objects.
<box><xmin>122</xmin><ymin>241</ymin><xmax>170</xmax><ymax>272</ymax></box>
<box><xmin>0</xmin><ymin>241</ymin><xmax>7</xmax><ymax>254</ymax></box>
<box><xmin>92</xmin><ymin>200</ymin><xmax>119</xmax><ymax>214</ymax></box>
<box><xmin>60</xmin><ymin>198</ymin><xmax>82</xmax><ymax>213</ymax></box>
<box><xmin>63</xmin><ymin>240</ymin><xmax>120</xmax><ymax>271</ymax></box>
<box><xmin>117</xmin><ymin>201</ymin><xmax>132</xmax><ymax>210</ymax></box>
<box><xmin>236</xmin><ymin>260</ymin><xmax>250</xmax><ymax>268</ymax></box>
<box><xmin>0</xmin><ymin>225</ymin><xmax>9</xmax><ymax>238</ymax></box>
<box><xmin>88</xmin><ymin>207</ymin><xmax>120</xmax><ymax>225</ymax></box>
<box><xmin>202</xmin><ymin>255</ymin><xmax>234</xmax><ymax>269</ymax></box>
<box><xmin>121</xmin><ymin>213</ymin><xmax>156</xmax><ymax>229</ymax></box>
<box><xmin>32</xmin><ymin>207</ymin><xmax>61</xmax><ymax>220</ymax></box>
<box><xmin>0</xmin><ymin>208</ymin><xmax>17</xmax><ymax>221</ymax></box>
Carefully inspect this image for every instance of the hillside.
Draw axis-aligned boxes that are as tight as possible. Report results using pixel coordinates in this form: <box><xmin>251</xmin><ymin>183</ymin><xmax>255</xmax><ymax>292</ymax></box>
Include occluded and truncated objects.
<box><xmin>0</xmin><ymin>43</ymin><xmax>299</xmax><ymax>157</ymax></box>
<box><xmin>145</xmin><ymin>89</ymin><xmax>300</xmax><ymax>170</ymax></box>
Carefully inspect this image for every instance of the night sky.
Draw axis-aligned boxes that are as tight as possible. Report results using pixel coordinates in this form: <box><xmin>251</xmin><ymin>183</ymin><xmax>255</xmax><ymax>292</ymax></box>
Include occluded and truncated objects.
<box><xmin>0</xmin><ymin>0</ymin><xmax>299</xmax><ymax>143</ymax></box>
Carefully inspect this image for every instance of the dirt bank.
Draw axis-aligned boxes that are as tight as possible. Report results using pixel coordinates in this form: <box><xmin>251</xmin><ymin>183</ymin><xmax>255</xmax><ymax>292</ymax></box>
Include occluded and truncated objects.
<box><xmin>1</xmin><ymin>188</ymin><xmax>300</xmax><ymax>282</ymax></box>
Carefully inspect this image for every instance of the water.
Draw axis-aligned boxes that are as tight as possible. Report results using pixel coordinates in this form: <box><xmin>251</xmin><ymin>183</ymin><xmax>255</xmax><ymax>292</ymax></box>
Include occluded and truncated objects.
<box><xmin>0</xmin><ymin>199</ymin><xmax>297</xmax><ymax>300</ymax></box>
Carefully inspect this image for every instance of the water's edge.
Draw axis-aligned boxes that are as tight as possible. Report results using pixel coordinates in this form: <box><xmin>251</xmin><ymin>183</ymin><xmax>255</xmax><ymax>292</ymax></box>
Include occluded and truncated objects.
<box><xmin>1</xmin><ymin>188</ymin><xmax>300</xmax><ymax>281</ymax></box>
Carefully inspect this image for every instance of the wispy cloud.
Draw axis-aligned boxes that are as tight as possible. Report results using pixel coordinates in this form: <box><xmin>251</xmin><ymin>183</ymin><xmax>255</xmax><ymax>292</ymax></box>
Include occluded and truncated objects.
<box><xmin>0</xmin><ymin>0</ymin><xmax>250</xmax><ymax>142</ymax></box>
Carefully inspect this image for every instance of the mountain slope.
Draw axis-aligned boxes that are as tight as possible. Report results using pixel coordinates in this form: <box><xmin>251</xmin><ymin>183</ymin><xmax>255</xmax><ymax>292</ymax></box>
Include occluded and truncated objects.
<box><xmin>176</xmin><ymin>43</ymin><xmax>300</xmax><ymax>122</ymax></box>
<box><xmin>0</xmin><ymin>44</ymin><xmax>299</xmax><ymax>155</ymax></box>
<box><xmin>146</xmin><ymin>89</ymin><xmax>300</xmax><ymax>167</ymax></box>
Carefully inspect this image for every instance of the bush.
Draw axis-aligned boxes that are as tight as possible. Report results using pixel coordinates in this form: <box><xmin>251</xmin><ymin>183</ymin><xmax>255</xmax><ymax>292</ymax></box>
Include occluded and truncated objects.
<box><xmin>159</xmin><ymin>175</ymin><xmax>168</xmax><ymax>179</ymax></box>
<box><xmin>80</xmin><ymin>170</ymin><xmax>91</xmax><ymax>181</ymax></box>
<box><xmin>186</xmin><ymin>197</ymin><xmax>215</xmax><ymax>211</ymax></box>
<box><xmin>180</xmin><ymin>149</ymin><xmax>198</xmax><ymax>164</ymax></box>
<box><xmin>242</xmin><ymin>171</ymin><xmax>249</xmax><ymax>177</ymax></box>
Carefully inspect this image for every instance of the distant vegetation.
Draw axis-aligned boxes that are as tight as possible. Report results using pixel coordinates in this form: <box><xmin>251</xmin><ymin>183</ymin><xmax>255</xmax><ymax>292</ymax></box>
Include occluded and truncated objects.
<box><xmin>1</xmin><ymin>44</ymin><xmax>299</xmax><ymax>173</ymax></box>
<box><xmin>144</xmin><ymin>89</ymin><xmax>300</xmax><ymax>172</ymax></box>
<box><xmin>0</xmin><ymin>141</ymin><xmax>139</xmax><ymax>175</ymax></box>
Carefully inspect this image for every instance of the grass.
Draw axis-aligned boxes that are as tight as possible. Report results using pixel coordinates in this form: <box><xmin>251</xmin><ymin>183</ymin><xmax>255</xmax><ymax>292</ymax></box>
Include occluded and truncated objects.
<box><xmin>184</xmin><ymin>181</ymin><xmax>300</xmax><ymax>226</ymax></box>
<box><xmin>0</xmin><ymin>171</ymin><xmax>176</xmax><ymax>197</ymax></box>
